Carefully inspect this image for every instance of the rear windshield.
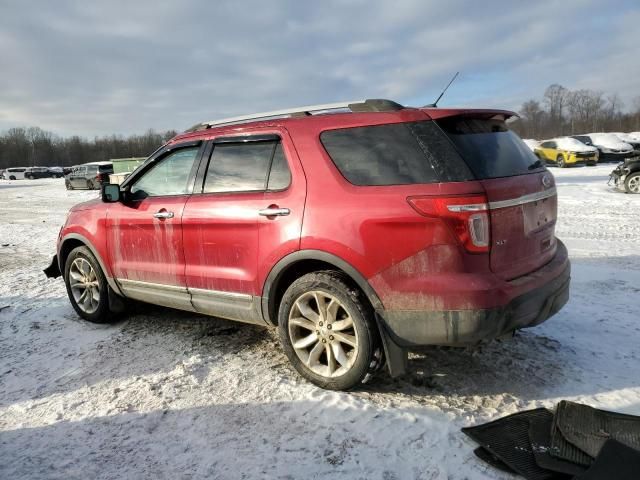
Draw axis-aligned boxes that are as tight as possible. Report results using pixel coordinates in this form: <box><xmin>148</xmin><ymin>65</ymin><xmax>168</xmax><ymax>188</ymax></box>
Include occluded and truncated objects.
<box><xmin>98</xmin><ymin>164</ymin><xmax>113</xmax><ymax>173</ymax></box>
<box><xmin>436</xmin><ymin>117</ymin><xmax>543</xmax><ymax>179</ymax></box>
<box><xmin>320</xmin><ymin>121</ymin><xmax>473</xmax><ymax>186</ymax></box>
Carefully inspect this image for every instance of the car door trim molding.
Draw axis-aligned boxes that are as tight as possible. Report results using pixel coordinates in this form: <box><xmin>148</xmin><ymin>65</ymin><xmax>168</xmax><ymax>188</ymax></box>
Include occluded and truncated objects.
<box><xmin>115</xmin><ymin>278</ymin><xmax>266</xmax><ymax>326</ymax></box>
<box><xmin>117</xmin><ymin>278</ymin><xmax>196</xmax><ymax>312</ymax></box>
<box><xmin>489</xmin><ymin>187</ymin><xmax>557</xmax><ymax>210</ymax></box>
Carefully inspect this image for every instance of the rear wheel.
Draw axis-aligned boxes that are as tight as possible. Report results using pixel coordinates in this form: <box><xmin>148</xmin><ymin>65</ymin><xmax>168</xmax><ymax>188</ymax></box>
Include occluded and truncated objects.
<box><xmin>86</xmin><ymin>180</ymin><xmax>95</xmax><ymax>190</ymax></box>
<box><xmin>278</xmin><ymin>271</ymin><xmax>382</xmax><ymax>390</ymax></box>
<box><xmin>625</xmin><ymin>172</ymin><xmax>640</xmax><ymax>194</ymax></box>
<box><xmin>65</xmin><ymin>182</ymin><xmax>73</xmax><ymax>190</ymax></box>
<box><xmin>64</xmin><ymin>246</ymin><xmax>115</xmax><ymax>323</ymax></box>
<box><xmin>556</xmin><ymin>154</ymin><xmax>566</xmax><ymax>168</ymax></box>
<box><xmin>9</xmin><ymin>175</ymin><xmax>16</xmax><ymax>180</ymax></box>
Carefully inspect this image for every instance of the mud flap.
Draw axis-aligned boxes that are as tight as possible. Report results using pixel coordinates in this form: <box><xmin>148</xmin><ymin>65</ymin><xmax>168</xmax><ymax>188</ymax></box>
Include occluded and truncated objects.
<box><xmin>43</xmin><ymin>255</ymin><xmax>61</xmax><ymax>278</ymax></box>
<box><xmin>374</xmin><ymin>313</ymin><xmax>407</xmax><ymax>377</ymax></box>
<box><xmin>108</xmin><ymin>286</ymin><xmax>126</xmax><ymax>313</ymax></box>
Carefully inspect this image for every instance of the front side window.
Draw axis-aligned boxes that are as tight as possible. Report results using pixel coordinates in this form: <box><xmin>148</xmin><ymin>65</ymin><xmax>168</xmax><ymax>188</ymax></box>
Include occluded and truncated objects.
<box><xmin>131</xmin><ymin>147</ymin><xmax>199</xmax><ymax>198</ymax></box>
<box><xmin>203</xmin><ymin>140</ymin><xmax>291</xmax><ymax>193</ymax></box>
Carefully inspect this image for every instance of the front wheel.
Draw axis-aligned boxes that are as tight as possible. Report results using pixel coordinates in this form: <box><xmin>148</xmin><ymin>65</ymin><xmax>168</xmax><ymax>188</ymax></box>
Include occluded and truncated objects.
<box><xmin>64</xmin><ymin>246</ymin><xmax>116</xmax><ymax>323</ymax></box>
<box><xmin>556</xmin><ymin>154</ymin><xmax>566</xmax><ymax>168</ymax></box>
<box><xmin>625</xmin><ymin>172</ymin><xmax>640</xmax><ymax>194</ymax></box>
<box><xmin>278</xmin><ymin>271</ymin><xmax>382</xmax><ymax>390</ymax></box>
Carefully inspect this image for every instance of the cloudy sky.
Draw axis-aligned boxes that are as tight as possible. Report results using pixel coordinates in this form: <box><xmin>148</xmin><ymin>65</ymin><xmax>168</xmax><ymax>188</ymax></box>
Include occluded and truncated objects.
<box><xmin>0</xmin><ymin>0</ymin><xmax>638</xmax><ymax>137</ymax></box>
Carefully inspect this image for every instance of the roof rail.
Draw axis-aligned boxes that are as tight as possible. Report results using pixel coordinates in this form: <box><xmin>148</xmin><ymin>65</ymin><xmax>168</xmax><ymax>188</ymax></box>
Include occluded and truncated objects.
<box><xmin>185</xmin><ymin>99</ymin><xmax>404</xmax><ymax>132</ymax></box>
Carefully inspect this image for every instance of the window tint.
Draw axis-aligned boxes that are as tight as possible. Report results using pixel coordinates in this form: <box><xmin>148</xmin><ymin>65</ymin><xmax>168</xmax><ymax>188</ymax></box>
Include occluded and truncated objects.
<box><xmin>320</xmin><ymin>121</ymin><xmax>472</xmax><ymax>186</ymax></box>
<box><xmin>131</xmin><ymin>147</ymin><xmax>199</xmax><ymax>198</ymax></box>
<box><xmin>267</xmin><ymin>143</ymin><xmax>291</xmax><ymax>190</ymax></box>
<box><xmin>99</xmin><ymin>164</ymin><xmax>114</xmax><ymax>173</ymax></box>
<box><xmin>436</xmin><ymin>117</ymin><xmax>544</xmax><ymax>179</ymax></box>
<box><xmin>204</xmin><ymin>140</ymin><xmax>290</xmax><ymax>193</ymax></box>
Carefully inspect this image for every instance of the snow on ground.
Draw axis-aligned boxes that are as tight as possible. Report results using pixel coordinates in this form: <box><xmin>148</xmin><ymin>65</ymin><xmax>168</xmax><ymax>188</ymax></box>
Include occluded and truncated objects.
<box><xmin>0</xmin><ymin>165</ymin><xmax>639</xmax><ymax>479</ymax></box>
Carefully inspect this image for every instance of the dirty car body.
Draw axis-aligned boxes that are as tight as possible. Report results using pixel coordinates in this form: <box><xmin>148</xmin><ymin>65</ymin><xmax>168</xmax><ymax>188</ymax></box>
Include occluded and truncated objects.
<box><xmin>46</xmin><ymin>99</ymin><xmax>571</xmax><ymax>389</ymax></box>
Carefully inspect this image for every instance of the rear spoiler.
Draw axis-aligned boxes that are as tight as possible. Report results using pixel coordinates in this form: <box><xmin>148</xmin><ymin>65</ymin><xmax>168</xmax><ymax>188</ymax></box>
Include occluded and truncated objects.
<box><xmin>420</xmin><ymin>108</ymin><xmax>519</xmax><ymax>122</ymax></box>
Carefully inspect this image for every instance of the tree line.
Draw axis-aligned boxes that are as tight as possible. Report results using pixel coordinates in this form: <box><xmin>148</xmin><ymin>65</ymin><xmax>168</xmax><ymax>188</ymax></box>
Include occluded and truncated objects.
<box><xmin>0</xmin><ymin>127</ymin><xmax>177</xmax><ymax>170</ymax></box>
<box><xmin>510</xmin><ymin>84</ymin><xmax>640</xmax><ymax>140</ymax></box>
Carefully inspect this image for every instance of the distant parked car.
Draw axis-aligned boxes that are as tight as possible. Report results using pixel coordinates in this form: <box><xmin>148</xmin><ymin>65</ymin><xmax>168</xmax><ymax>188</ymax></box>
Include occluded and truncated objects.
<box><xmin>571</xmin><ymin>133</ymin><xmax>634</xmax><ymax>162</ymax></box>
<box><xmin>65</xmin><ymin>162</ymin><xmax>114</xmax><ymax>190</ymax></box>
<box><xmin>48</xmin><ymin>167</ymin><xmax>65</xmax><ymax>178</ymax></box>
<box><xmin>534</xmin><ymin>137</ymin><xmax>598</xmax><ymax>167</ymax></box>
<box><xmin>2</xmin><ymin>167</ymin><xmax>27</xmax><ymax>180</ymax></box>
<box><xmin>25</xmin><ymin>166</ymin><xmax>55</xmax><ymax>179</ymax></box>
<box><xmin>522</xmin><ymin>139</ymin><xmax>540</xmax><ymax>152</ymax></box>
<box><xmin>610</xmin><ymin>133</ymin><xmax>640</xmax><ymax>153</ymax></box>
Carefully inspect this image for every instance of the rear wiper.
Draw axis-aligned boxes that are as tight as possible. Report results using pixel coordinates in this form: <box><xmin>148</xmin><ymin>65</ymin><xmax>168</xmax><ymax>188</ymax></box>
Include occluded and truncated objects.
<box><xmin>528</xmin><ymin>159</ymin><xmax>543</xmax><ymax>170</ymax></box>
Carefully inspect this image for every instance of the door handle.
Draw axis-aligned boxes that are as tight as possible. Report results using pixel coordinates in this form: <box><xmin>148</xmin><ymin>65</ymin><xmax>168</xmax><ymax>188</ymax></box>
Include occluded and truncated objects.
<box><xmin>258</xmin><ymin>207</ymin><xmax>290</xmax><ymax>217</ymax></box>
<box><xmin>153</xmin><ymin>210</ymin><xmax>174</xmax><ymax>219</ymax></box>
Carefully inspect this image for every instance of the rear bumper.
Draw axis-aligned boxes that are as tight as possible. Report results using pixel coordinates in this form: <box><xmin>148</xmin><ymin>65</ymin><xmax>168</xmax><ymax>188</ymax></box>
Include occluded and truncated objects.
<box><xmin>376</xmin><ymin>242</ymin><xmax>570</xmax><ymax>348</ymax></box>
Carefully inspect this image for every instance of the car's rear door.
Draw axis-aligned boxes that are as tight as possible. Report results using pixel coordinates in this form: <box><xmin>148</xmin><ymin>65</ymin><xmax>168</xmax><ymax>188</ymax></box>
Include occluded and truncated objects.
<box><xmin>106</xmin><ymin>143</ymin><xmax>202</xmax><ymax>310</ymax></box>
<box><xmin>182</xmin><ymin>129</ymin><xmax>305</xmax><ymax>324</ymax></box>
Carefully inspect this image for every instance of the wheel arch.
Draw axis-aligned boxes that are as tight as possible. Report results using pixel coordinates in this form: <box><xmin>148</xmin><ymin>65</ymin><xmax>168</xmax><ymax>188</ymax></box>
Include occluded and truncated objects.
<box><xmin>59</xmin><ymin>233</ymin><xmax>123</xmax><ymax>295</ymax></box>
<box><xmin>261</xmin><ymin>250</ymin><xmax>383</xmax><ymax>326</ymax></box>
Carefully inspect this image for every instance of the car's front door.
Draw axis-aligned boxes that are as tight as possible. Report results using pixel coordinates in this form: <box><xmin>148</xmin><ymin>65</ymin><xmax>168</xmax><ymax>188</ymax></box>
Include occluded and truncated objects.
<box><xmin>182</xmin><ymin>130</ymin><xmax>305</xmax><ymax>324</ymax></box>
<box><xmin>106</xmin><ymin>143</ymin><xmax>202</xmax><ymax>310</ymax></box>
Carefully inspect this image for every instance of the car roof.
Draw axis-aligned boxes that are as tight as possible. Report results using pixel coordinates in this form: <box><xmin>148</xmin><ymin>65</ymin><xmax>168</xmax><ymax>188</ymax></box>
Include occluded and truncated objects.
<box><xmin>168</xmin><ymin>106</ymin><xmax>516</xmax><ymax>146</ymax></box>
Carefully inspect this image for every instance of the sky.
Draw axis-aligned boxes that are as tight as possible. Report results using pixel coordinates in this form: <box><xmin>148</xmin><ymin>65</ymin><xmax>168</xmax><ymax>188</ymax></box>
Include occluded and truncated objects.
<box><xmin>0</xmin><ymin>0</ymin><xmax>638</xmax><ymax>137</ymax></box>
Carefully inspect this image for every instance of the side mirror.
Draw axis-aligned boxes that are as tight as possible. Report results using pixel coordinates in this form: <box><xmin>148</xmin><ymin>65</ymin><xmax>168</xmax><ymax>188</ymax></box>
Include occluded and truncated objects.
<box><xmin>102</xmin><ymin>183</ymin><xmax>121</xmax><ymax>203</ymax></box>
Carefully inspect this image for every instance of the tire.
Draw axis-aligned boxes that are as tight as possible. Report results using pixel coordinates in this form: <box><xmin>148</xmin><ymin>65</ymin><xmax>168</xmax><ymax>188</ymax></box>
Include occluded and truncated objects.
<box><xmin>64</xmin><ymin>246</ymin><xmax>115</xmax><ymax>323</ymax></box>
<box><xmin>86</xmin><ymin>180</ymin><xmax>95</xmax><ymax>190</ymax></box>
<box><xmin>9</xmin><ymin>176</ymin><xmax>16</xmax><ymax>180</ymax></box>
<box><xmin>587</xmin><ymin>162</ymin><xmax>596</xmax><ymax>167</ymax></box>
<box><xmin>278</xmin><ymin>271</ymin><xmax>383</xmax><ymax>390</ymax></box>
<box><xmin>556</xmin><ymin>154</ymin><xmax>566</xmax><ymax>168</ymax></box>
<box><xmin>625</xmin><ymin>172</ymin><xmax>640</xmax><ymax>194</ymax></box>
<box><xmin>65</xmin><ymin>182</ymin><xmax>73</xmax><ymax>190</ymax></box>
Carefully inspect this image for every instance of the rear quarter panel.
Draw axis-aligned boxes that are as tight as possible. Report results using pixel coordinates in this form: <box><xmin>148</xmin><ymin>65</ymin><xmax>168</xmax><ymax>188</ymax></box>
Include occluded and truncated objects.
<box><xmin>286</xmin><ymin>115</ymin><xmax>493</xmax><ymax>310</ymax></box>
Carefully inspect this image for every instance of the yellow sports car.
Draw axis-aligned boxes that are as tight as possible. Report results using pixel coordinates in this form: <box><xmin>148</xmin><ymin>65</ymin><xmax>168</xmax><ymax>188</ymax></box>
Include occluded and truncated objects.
<box><xmin>534</xmin><ymin>137</ymin><xmax>599</xmax><ymax>167</ymax></box>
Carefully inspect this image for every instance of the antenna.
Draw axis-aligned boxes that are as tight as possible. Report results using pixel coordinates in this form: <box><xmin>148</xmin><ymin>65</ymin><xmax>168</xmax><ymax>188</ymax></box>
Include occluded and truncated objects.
<box><xmin>424</xmin><ymin>72</ymin><xmax>459</xmax><ymax>108</ymax></box>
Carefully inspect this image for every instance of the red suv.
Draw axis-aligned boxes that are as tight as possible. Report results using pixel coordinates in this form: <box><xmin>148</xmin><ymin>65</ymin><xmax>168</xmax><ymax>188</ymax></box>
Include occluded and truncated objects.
<box><xmin>44</xmin><ymin>99</ymin><xmax>570</xmax><ymax>390</ymax></box>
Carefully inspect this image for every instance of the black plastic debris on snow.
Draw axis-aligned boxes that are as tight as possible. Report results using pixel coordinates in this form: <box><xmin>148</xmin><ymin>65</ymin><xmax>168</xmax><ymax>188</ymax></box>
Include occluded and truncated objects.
<box><xmin>529</xmin><ymin>412</ymin><xmax>587</xmax><ymax>476</ymax></box>
<box><xmin>574</xmin><ymin>439</ymin><xmax>640</xmax><ymax>480</ymax></box>
<box><xmin>551</xmin><ymin>400</ymin><xmax>640</xmax><ymax>460</ymax></box>
<box><xmin>462</xmin><ymin>408</ymin><xmax>570</xmax><ymax>480</ymax></box>
<box><xmin>464</xmin><ymin>401</ymin><xmax>640</xmax><ymax>479</ymax></box>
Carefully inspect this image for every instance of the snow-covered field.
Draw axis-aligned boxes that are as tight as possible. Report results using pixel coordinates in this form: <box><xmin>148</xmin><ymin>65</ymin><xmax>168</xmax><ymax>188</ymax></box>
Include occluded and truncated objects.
<box><xmin>1</xmin><ymin>164</ymin><xmax>638</xmax><ymax>479</ymax></box>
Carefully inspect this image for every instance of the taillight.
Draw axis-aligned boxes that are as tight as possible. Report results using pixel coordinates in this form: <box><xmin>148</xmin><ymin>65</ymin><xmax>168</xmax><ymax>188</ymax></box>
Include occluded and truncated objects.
<box><xmin>407</xmin><ymin>194</ymin><xmax>490</xmax><ymax>253</ymax></box>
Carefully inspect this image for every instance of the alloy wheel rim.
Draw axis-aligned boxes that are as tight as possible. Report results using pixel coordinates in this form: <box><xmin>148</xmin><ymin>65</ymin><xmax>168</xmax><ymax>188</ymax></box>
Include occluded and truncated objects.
<box><xmin>288</xmin><ymin>291</ymin><xmax>359</xmax><ymax>378</ymax></box>
<box><xmin>69</xmin><ymin>258</ymin><xmax>100</xmax><ymax>314</ymax></box>
<box><xmin>629</xmin><ymin>176</ymin><xmax>640</xmax><ymax>193</ymax></box>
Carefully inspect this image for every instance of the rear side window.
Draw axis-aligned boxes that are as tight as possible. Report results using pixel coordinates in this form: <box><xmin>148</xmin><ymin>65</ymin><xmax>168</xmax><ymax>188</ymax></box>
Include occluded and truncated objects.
<box><xmin>99</xmin><ymin>164</ymin><xmax>113</xmax><ymax>173</ymax></box>
<box><xmin>203</xmin><ymin>140</ymin><xmax>291</xmax><ymax>193</ymax></box>
<box><xmin>436</xmin><ymin>117</ymin><xmax>543</xmax><ymax>179</ymax></box>
<box><xmin>320</xmin><ymin>121</ymin><xmax>473</xmax><ymax>186</ymax></box>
